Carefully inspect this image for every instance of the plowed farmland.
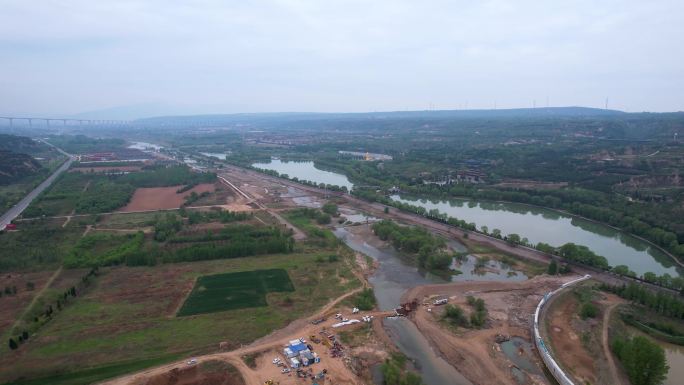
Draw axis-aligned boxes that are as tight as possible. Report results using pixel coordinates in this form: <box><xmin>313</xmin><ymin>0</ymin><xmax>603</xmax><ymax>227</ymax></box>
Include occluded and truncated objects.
<box><xmin>119</xmin><ymin>184</ymin><xmax>215</xmax><ymax>212</ymax></box>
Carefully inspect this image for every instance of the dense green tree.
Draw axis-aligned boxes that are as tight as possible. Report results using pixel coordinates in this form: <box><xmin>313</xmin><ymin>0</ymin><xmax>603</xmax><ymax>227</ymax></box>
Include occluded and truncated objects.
<box><xmin>579</xmin><ymin>302</ymin><xmax>598</xmax><ymax>319</ymax></box>
<box><xmin>547</xmin><ymin>259</ymin><xmax>558</xmax><ymax>275</ymax></box>
<box><xmin>506</xmin><ymin>233</ymin><xmax>521</xmax><ymax>245</ymax></box>
<box><xmin>612</xmin><ymin>335</ymin><xmax>668</xmax><ymax>385</ymax></box>
<box><xmin>558</xmin><ymin>243</ymin><xmax>609</xmax><ymax>269</ymax></box>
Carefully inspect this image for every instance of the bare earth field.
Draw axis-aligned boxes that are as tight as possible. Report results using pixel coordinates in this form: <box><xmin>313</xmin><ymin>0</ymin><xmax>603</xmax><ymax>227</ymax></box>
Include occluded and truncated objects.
<box><xmin>542</xmin><ymin>287</ymin><xmax>627</xmax><ymax>385</ymax></box>
<box><xmin>70</xmin><ymin>166</ymin><xmax>143</xmax><ymax>173</ymax></box>
<box><xmin>0</xmin><ymin>270</ymin><xmax>53</xmax><ymax>336</ymax></box>
<box><xmin>119</xmin><ymin>184</ymin><xmax>216</xmax><ymax>212</ymax></box>
<box><xmin>402</xmin><ymin>275</ymin><xmax>579</xmax><ymax>385</ymax></box>
<box><xmin>546</xmin><ymin>290</ymin><xmax>596</xmax><ymax>383</ymax></box>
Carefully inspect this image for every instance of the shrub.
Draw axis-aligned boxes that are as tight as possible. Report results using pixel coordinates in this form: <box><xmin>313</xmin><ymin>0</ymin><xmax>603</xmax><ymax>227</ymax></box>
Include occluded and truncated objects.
<box><xmin>547</xmin><ymin>259</ymin><xmax>558</xmax><ymax>275</ymax></box>
<box><xmin>443</xmin><ymin>304</ymin><xmax>469</xmax><ymax>328</ymax></box>
<box><xmin>316</xmin><ymin>213</ymin><xmax>331</xmax><ymax>224</ymax></box>
<box><xmin>322</xmin><ymin>202</ymin><xmax>338</xmax><ymax>216</ymax></box>
<box><xmin>354</xmin><ymin>288</ymin><xmax>377</xmax><ymax>311</ymax></box>
<box><xmin>580</xmin><ymin>302</ymin><xmax>598</xmax><ymax>319</ymax></box>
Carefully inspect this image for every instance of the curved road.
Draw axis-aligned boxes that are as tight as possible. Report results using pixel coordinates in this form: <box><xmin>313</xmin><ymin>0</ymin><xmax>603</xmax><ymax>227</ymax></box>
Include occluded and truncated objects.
<box><xmin>0</xmin><ymin>141</ymin><xmax>74</xmax><ymax>231</ymax></box>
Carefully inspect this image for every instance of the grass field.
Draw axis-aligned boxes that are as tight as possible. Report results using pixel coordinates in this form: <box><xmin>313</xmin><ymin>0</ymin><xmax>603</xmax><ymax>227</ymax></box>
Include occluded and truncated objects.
<box><xmin>0</xmin><ymin>250</ymin><xmax>360</xmax><ymax>384</ymax></box>
<box><xmin>177</xmin><ymin>269</ymin><xmax>295</xmax><ymax>316</ymax></box>
<box><xmin>4</xmin><ymin>352</ymin><xmax>185</xmax><ymax>385</ymax></box>
<box><xmin>0</xmin><ymin>220</ymin><xmax>84</xmax><ymax>272</ymax></box>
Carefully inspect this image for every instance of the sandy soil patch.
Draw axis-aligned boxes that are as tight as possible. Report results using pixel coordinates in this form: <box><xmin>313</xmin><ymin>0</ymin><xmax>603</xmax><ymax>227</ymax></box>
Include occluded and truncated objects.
<box><xmin>402</xmin><ymin>275</ymin><xmax>580</xmax><ymax>385</ymax></box>
<box><xmin>119</xmin><ymin>184</ymin><xmax>216</xmax><ymax>212</ymax></box>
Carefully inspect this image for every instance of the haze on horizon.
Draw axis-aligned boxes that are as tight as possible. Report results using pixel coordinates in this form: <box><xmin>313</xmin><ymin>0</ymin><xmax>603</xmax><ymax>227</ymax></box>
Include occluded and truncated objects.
<box><xmin>1</xmin><ymin>0</ymin><xmax>683</xmax><ymax>119</ymax></box>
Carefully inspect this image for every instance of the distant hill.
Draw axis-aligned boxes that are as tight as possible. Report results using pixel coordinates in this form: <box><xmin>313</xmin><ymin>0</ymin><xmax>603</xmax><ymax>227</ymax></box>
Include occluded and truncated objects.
<box><xmin>0</xmin><ymin>135</ymin><xmax>42</xmax><ymax>185</ymax></box>
<box><xmin>0</xmin><ymin>134</ymin><xmax>40</xmax><ymax>153</ymax></box>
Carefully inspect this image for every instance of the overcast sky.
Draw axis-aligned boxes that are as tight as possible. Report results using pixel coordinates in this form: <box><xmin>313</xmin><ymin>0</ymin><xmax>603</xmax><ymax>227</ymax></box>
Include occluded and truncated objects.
<box><xmin>1</xmin><ymin>0</ymin><xmax>683</xmax><ymax>117</ymax></box>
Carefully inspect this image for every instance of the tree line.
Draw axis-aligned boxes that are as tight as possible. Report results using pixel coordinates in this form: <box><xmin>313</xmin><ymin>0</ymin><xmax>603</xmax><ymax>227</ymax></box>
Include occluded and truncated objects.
<box><xmin>601</xmin><ymin>282</ymin><xmax>684</xmax><ymax>319</ymax></box>
<box><xmin>164</xmin><ymin>228</ymin><xmax>294</xmax><ymax>263</ymax></box>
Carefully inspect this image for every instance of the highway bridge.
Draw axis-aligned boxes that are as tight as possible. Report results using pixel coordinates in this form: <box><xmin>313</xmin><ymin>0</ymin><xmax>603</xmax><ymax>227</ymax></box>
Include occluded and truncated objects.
<box><xmin>0</xmin><ymin>116</ymin><xmax>131</xmax><ymax>127</ymax></box>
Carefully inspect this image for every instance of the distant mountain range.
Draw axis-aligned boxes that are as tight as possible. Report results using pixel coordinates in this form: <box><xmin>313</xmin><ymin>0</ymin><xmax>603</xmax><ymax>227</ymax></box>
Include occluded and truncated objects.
<box><xmin>134</xmin><ymin>106</ymin><xmax>627</xmax><ymax>125</ymax></box>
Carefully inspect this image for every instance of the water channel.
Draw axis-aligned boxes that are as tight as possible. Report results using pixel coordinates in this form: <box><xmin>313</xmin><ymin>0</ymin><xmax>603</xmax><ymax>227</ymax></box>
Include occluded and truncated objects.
<box><xmin>332</xmin><ymin>226</ymin><xmax>474</xmax><ymax>385</ymax></box>
<box><xmin>253</xmin><ymin>159</ymin><xmax>678</xmax><ymax>277</ymax></box>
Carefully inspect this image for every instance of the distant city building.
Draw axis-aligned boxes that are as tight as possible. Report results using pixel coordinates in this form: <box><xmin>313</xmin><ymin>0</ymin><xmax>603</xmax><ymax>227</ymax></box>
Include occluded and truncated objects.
<box><xmin>338</xmin><ymin>150</ymin><xmax>392</xmax><ymax>161</ymax></box>
<box><xmin>421</xmin><ymin>170</ymin><xmax>486</xmax><ymax>185</ymax></box>
<box><xmin>456</xmin><ymin>170</ymin><xmax>486</xmax><ymax>184</ymax></box>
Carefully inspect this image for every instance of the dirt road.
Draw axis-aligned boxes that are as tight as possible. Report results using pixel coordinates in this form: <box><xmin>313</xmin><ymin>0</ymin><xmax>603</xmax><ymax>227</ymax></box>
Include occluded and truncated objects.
<box><xmin>602</xmin><ymin>303</ymin><xmax>620</xmax><ymax>382</ymax></box>
<box><xmin>218</xmin><ymin>174</ymin><xmax>307</xmax><ymax>240</ymax></box>
<box><xmin>9</xmin><ymin>266</ymin><xmax>62</xmax><ymax>334</ymax></box>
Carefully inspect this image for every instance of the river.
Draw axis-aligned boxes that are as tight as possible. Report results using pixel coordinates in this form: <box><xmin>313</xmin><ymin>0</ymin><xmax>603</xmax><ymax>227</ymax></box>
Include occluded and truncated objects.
<box><xmin>253</xmin><ymin>160</ymin><xmax>677</xmax><ymax>277</ymax></box>
<box><xmin>390</xmin><ymin>195</ymin><xmax>680</xmax><ymax>277</ymax></box>
<box><xmin>332</xmin><ymin>224</ymin><xmax>534</xmax><ymax>385</ymax></box>
<box><xmin>333</xmin><ymin>226</ymin><xmax>474</xmax><ymax>385</ymax></box>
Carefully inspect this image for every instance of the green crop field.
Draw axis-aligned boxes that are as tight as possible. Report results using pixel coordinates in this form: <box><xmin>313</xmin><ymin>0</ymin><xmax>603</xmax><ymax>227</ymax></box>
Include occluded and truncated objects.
<box><xmin>177</xmin><ymin>269</ymin><xmax>295</xmax><ymax>316</ymax></box>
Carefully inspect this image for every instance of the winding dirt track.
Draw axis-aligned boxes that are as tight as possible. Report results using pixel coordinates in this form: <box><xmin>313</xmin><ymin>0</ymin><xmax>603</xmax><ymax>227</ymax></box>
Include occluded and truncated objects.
<box><xmin>9</xmin><ymin>267</ymin><xmax>62</xmax><ymax>334</ymax></box>
<box><xmin>601</xmin><ymin>300</ymin><xmax>629</xmax><ymax>384</ymax></box>
<box><xmin>602</xmin><ymin>303</ymin><xmax>619</xmax><ymax>382</ymax></box>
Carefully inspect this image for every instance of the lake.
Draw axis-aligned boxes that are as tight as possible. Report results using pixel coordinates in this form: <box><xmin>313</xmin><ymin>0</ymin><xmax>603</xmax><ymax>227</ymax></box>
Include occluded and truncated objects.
<box><xmin>251</xmin><ymin>159</ymin><xmax>354</xmax><ymax>191</ymax></box>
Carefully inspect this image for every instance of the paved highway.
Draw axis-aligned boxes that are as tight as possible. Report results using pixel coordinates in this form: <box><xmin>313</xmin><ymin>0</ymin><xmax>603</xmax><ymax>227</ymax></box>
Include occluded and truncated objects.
<box><xmin>0</xmin><ymin>142</ymin><xmax>74</xmax><ymax>231</ymax></box>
